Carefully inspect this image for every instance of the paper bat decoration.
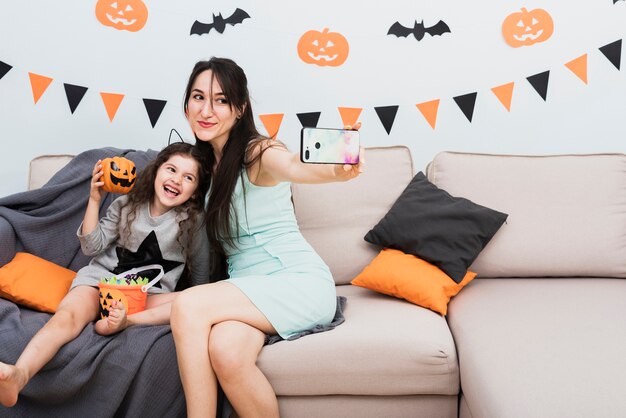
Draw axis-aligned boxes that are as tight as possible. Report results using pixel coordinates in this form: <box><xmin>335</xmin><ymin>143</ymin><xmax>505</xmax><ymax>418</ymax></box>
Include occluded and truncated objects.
<box><xmin>190</xmin><ymin>8</ymin><xmax>250</xmax><ymax>35</ymax></box>
<box><xmin>387</xmin><ymin>20</ymin><xmax>451</xmax><ymax>41</ymax></box>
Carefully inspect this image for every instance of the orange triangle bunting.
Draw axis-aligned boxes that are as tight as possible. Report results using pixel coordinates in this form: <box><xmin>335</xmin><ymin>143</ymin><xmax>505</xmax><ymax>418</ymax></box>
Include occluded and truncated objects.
<box><xmin>337</xmin><ymin>107</ymin><xmax>362</xmax><ymax>127</ymax></box>
<box><xmin>491</xmin><ymin>82</ymin><xmax>515</xmax><ymax>112</ymax></box>
<box><xmin>28</xmin><ymin>73</ymin><xmax>53</xmax><ymax>104</ymax></box>
<box><xmin>565</xmin><ymin>54</ymin><xmax>588</xmax><ymax>84</ymax></box>
<box><xmin>100</xmin><ymin>92</ymin><xmax>125</xmax><ymax>122</ymax></box>
<box><xmin>415</xmin><ymin>99</ymin><xmax>440</xmax><ymax>130</ymax></box>
<box><xmin>259</xmin><ymin>113</ymin><xmax>284</xmax><ymax>139</ymax></box>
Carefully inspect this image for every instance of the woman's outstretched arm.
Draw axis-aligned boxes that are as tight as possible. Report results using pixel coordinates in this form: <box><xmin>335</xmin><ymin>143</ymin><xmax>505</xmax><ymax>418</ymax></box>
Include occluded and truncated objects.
<box><xmin>249</xmin><ymin>123</ymin><xmax>365</xmax><ymax>186</ymax></box>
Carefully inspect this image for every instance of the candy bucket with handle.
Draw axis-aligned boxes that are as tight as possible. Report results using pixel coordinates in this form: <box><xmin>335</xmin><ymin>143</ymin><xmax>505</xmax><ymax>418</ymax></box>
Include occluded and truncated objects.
<box><xmin>98</xmin><ymin>264</ymin><xmax>164</xmax><ymax>319</ymax></box>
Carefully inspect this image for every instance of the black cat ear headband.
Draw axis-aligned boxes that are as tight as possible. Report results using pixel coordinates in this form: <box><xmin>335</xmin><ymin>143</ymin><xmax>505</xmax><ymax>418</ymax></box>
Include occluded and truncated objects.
<box><xmin>168</xmin><ymin>128</ymin><xmax>186</xmax><ymax>145</ymax></box>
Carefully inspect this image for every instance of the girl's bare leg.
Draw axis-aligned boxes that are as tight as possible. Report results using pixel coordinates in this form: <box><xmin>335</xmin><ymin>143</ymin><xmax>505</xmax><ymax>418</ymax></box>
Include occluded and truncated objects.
<box><xmin>170</xmin><ymin>282</ymin><xmax>277</xmax><ymax>418</ymax></box>
<box><xmin>210</xmin><ymin>320</ymin><xmax>279</xmax><ymax>418</ymax></box>
<box><xmin>0</xmin><ymin>286</ymin><xmax>99</xmax><ymax>407</ymax></box>
<box><xmin>95</xmin><ymin>292</ymin><xmax>178</xmax><ymax>336</ymax></box>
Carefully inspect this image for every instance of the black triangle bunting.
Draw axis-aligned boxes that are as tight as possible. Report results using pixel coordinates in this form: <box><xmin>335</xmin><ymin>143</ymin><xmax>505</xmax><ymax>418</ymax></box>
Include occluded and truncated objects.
<box><xmin>599</xmin><ymin>39</ymin><xmax>622</xmax><ymax>70</ymax></box>
<box><xmin>3</xmin><ymin>38</ymin><xmax>624</xmax><ymax>132</ymax></box>
<box><xmin>296</xmin><ymin>112</ymin><xmax>321</xmax><ymax>128</ymax></box>
<box><xmin>143</xmin><ymin>98</ymin><xmax>167</xmax><ymax>128</ymax></box>
<box><xmin>0</xmin><ymin>61</ymin><xmax>12</xmax><ymax>81</ymax></box>
<box><xmin>453</xmin><ymin>92</ymin><xmax>477</xmax><ymax>122</ymax></box>
<box><xmin>374</xmin><ymin>105</ymin><xmax>399</xmax><ymax>134</ymax></box>
<box><xmin>526</xmin><ymin>71</ymin><xmax>550</xmax><ymax>101</ymax></box>
<box><xmin>63</xmin><ymin>83</ymin><xmax>88</xmax><ymax>114</ymax></box>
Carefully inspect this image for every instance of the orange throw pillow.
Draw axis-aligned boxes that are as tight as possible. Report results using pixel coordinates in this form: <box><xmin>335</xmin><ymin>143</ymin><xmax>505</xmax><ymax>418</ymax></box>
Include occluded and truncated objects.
<box><xmin>0</xmin><ymin>252</ymin><xmax>76</xmax><ymax>313</ymax></box>
<box><xmin>351</xmin><ymin>248</ymin><xmax>476</xmax><ymax>315</ymax></box>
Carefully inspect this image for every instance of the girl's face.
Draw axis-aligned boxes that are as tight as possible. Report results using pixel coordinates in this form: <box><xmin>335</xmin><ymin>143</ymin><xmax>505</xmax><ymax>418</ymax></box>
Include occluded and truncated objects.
<box><xmin>151</xmin><ymin>154</ymin><xmax>200</xmax><ymax>217</ymax></box>
<box><xmin>186</xmin><ymin>70</ymin><xmax>239</xmax><ymax>152</ymax></box>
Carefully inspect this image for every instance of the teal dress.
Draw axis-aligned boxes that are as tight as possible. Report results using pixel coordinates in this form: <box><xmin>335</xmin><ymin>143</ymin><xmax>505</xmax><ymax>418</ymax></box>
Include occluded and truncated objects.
<box><xmin>223</xmin><ymin>170</ymin><xmax>337</xmax><ymax>339</ymax></box>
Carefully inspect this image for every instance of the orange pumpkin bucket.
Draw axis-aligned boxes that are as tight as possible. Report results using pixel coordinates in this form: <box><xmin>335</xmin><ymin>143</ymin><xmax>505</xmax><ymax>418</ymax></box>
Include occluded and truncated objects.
<box><xmin>98</xmin><ymin>265</ymin><xmax>164</xmax><ymax>319</ymax></box>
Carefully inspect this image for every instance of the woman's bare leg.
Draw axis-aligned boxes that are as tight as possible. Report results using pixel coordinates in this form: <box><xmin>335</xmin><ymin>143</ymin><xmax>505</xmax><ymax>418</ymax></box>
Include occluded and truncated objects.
<box><xmin>94</xmin><ymin>292</ymin><xmax>178</xmax><ymax>336</ymax></box>
<box><xmin>170</xmin><ymin>282</ymin><xmax>277</xmax><ymax>418</ymax></box>
<box><xmin>210</xmin><ymin>321</ymin><xmax>279</xmax><ymax>418</ymax></box>
<box><xmin>0</xmin><ymin>286</ymin><xmax>99</xmax><ymax>407</ymax></box>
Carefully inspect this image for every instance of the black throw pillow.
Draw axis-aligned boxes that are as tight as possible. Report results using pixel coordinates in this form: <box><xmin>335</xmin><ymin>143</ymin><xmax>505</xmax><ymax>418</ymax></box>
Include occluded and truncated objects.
<box><xmin>364</xmin><ymin>172</ymin><xmax>508</xmax><ymax>283</ymax></box>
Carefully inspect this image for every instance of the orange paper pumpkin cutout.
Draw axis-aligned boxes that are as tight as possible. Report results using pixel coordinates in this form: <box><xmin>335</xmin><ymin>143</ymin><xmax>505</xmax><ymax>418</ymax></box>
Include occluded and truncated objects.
<box><xmin>297</xmin><ymin>28</ymin><xmax>349</xmax><ymax>67</ymax></box>
<box><xmin>101</xmin><ymin>156</ymin><xmax>136</xmax><ymax>194</ymax></box>
<box><xmin>96</xmin><ymin>0</ymin><xmax>148</xmax><ymax>32</ymax></box>
<box><xmin>502</xmin><ymin>8</ymin><xmax>553</xmax><ymax>48</ymax></box>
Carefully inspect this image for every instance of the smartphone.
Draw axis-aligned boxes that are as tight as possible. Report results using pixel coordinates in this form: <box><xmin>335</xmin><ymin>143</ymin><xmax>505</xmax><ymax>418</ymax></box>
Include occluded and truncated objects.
<box><xmin>300</xmin><ymin>127</ymin><xmax>360</xmax><ymax>164</ymax></box>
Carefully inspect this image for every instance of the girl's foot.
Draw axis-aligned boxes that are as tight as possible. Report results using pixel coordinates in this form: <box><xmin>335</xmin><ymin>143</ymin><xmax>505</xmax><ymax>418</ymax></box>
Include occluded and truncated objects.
<box><xmin>0</xmin><ymin>362</ymin><xmax>27</xmax><ymax>407</ymax></box>
<box><xmin>95</xmin><ymin>301</ymin><xmax>128</xmax><ymax>336</ymax></box>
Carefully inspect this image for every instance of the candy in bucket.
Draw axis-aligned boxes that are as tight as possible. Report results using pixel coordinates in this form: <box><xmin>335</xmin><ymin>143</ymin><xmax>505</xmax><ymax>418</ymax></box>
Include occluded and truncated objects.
<box><xmin>98</xmin><ymin>264</ymin><xmax>164</xmax><ymax>319</ymax></box>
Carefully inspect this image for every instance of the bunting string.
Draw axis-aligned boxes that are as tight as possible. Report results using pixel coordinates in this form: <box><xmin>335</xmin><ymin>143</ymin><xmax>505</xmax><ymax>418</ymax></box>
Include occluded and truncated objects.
<box><xmin>0</xmin><ymin>39</ymin><xmax>621</xmax><ymax>135</ymax></box>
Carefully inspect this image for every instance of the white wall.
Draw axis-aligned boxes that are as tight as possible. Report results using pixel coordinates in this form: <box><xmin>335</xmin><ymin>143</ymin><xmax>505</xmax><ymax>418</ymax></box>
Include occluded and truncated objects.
<box><xmin>1</xmin><ymin>1</ymin><xmax>625</xmax><ymax>198</ymax></box>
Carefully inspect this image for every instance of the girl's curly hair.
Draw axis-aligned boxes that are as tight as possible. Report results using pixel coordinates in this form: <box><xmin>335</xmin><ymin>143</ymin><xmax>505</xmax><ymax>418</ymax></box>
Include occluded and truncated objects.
<box><xmin>118</xmin><ymin>143</ymin><xmax>210</xmax><ymax>269</ymax></box>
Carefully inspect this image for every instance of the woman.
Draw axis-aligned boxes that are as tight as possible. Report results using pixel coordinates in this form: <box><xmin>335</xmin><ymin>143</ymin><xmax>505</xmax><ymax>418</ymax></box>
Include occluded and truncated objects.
<box><xmin>171</xmin><ymin>57</ymin><xmax>363</xmax><ymax>417</ymax></box>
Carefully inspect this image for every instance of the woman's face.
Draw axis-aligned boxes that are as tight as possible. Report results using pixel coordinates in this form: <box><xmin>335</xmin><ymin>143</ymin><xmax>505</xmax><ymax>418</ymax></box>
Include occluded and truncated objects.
<box><xmin>186</xmin><ymin>70</ymin><xmax>239</xmax><ymax>151</ymax></box>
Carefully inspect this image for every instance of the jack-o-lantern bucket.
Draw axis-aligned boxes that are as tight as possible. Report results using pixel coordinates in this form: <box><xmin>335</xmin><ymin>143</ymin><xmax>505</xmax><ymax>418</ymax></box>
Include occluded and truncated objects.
<box><xmin>98</xmin><ymin>265</ymin><xmax>163</xmax><ymax>319</ymax></box>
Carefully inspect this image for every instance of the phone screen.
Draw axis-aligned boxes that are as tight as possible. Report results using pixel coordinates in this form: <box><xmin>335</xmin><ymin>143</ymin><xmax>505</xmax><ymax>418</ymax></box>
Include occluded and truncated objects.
<box><xmin>300</xmin><ymin>127</ymin><xmax>360</xmax><ymax>164</ymax></box>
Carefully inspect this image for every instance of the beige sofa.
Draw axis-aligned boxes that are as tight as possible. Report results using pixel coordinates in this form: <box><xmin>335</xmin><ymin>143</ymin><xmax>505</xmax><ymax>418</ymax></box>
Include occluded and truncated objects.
<box><xmin>425</xmin><ymin>151</ymin><xmax>626</xmax><ymax>418</ymax></box>
<box><xmin>17</xmin><ymin>147</ymin><xmax>626</xmax><ymax>417</ymax></box>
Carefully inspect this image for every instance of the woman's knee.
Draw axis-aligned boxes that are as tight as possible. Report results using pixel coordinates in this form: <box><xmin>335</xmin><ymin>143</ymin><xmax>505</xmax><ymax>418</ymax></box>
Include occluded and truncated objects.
<box><xmin>170</xmin><ymin>287</ymin><xmax>208</xmax><ymax>330</ymax></box>
<box><xmin>209</xmin><ymin>323</ymin><xmax>263</xmax><ymax>380</ymax></box>
<box><xmin>209</xmin><ymin>340</ymin><xmax>239</xmax><ymax>378</ymax></box>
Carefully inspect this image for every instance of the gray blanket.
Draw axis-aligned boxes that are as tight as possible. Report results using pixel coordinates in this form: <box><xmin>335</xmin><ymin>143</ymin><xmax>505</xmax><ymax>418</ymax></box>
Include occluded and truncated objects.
<box><xmin>0</xmin><ymin>148</ymin><xmax>188</xmax><ymax>418</ymax></box>
<box><xmin>0</xmin><ymin>300</ymin><xmax>184</xmax><ymax>418</ymax></box>
<box><xmin>0</xmin><ymin>147</ymin><xmax>157</xmax><ymax>269</ymax></box>
<box><xmin>0</xmin><ymin>147</ymin><xmax>346</xmax><ymax>417</ymax></box>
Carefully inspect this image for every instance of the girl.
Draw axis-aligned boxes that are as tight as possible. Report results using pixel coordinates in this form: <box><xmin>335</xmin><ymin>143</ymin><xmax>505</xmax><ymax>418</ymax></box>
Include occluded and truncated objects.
<box><xmin>0</xmin><ymin>142</ymin><xmax>210</xmax><ymax>408</ymax></box>
<box><xmin>170</xmin><ymin>57</ymin><xmax>364</xmax><ymax>417</ymax></box>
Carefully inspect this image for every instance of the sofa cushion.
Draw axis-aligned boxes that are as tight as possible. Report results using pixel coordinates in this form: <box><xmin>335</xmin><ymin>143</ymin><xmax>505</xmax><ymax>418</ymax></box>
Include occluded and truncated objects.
<box><xmin>447</xmin><ymin>278</ymin><xmax>626</xmax><ymax>418</ymax></box>
<box><xmin>292</xmin><ymin>146</ymin><xmax>414</xmax><ymax>285</ymax></box>
<box><xmin>0</xmin><ymin>252</ymin><xmax>75</xmax><ymax>313</ymax></box>
<box><xmin>257</xmin><ymin>284</ymin><xmax>459</xmax><ymax>397</ymax></box>
<box><xmin>364</xmin><ymin>172</ymin><xmax>507</xmax><ymax>283</ymax></box>
<box><xmin>426</xmin><ymin>152</ymin><xmax>626</xmax><ymax>278</ymax></box>
<box><xmin>351</xmin><ymin>248</ymin><xmax>476</xmax><ymax>315</ymax></box>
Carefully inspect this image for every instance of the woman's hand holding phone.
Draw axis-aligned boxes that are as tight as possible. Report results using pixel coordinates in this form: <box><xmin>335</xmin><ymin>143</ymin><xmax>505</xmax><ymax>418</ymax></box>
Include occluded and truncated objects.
<box><xmin>334</xmin><ymin>122</ymin><xmax>364</xmax><ymax>181</ymax></box>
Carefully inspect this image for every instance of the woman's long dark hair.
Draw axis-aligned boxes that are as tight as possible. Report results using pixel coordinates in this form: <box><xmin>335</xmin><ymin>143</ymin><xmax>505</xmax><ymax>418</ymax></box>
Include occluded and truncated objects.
<box><xmin>183</xmin><ymin>57</ymin><xmax>282</xmax><ymax>269</ymax></box>
<box><xmin>119</xmin><ymin>142</ymin><xmax>209</xmax><ymax>269</ymax></box>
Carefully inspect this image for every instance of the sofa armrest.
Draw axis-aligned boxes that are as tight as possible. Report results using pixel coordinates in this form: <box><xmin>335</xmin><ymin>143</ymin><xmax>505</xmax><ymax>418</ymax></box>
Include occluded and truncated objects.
<box><xmin>0</xmin><ymin>216</ymin><xmax>16</xmax><ymax>266</ymax></box>
<box><xmin>28</xmin><ymin>154</ymin><xmax>75</xmax><ymax>190</ymax></box>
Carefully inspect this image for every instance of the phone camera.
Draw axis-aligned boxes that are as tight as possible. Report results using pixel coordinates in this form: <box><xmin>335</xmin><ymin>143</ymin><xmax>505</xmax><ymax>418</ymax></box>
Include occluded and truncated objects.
<box><xmin>315</xmin><ymin>142</ymin><xmax>321</xmax><ymax>149</ymax></box>
<box><xmin>305</xmin><ymin>150</ymin><xmax>310</xmax><ymax>160</ymax></box>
